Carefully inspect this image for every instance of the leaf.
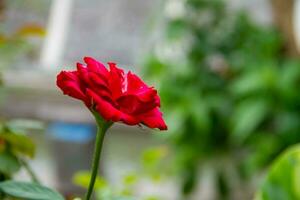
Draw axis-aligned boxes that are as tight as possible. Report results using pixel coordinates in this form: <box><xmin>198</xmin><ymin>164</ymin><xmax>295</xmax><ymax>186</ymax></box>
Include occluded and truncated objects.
<box><xmin>122</xmin><ymin>173</ymin><xmax>138</xmax><ymax>186</ymax></box>
<box><xmin>230</xmin><ymin>70</ymin><xmax>266</xmax><ymax>96</ymax></box>
<box><xmin>0</xmin><ymin>181</ymin><xmax>64</xmax><ymax>200</ymax></box>
<box><xmin>255</xmin><ymin>145</ymin><xmax>300</xmax><ymax>200</ymax></box>
<box><xmin>73</xmin><ymin>171</ymin><xmax>108</xmax><ymax>190</ymax></box>
<box><xmin>231</xmin><ymin>99</ymin><xmax>269</xmax><ymax>144</ymax></box>
<box><xmin>16</xmin><ymin>24</ymin><xmax>46</xmax><ymax>37</ymax></box>
<box><xmin>142</xmin><ymin>147</ymin><xmax>168</xmax><ymax>169</ymax></box>
<box><xmin>0</xmin><ymin>151</ymin><xmax>21</xmax><ymax>175</ymax></box>
<box><xmin>230</xmin><ymin>65</ymin><xmax>277</xmax><ymax>97</ymax></box>
<box><xmin>0</xmin><ymin>132</ymin><xmax>35</xmax><ymax>158</ymax></box>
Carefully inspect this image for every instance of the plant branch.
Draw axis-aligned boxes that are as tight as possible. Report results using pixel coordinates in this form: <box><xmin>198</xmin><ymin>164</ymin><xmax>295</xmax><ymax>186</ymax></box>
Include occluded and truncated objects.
<box><xmin>20</xmin><ymin>158</ymin><xmax>41</xmax><ymax>184</ymax></box>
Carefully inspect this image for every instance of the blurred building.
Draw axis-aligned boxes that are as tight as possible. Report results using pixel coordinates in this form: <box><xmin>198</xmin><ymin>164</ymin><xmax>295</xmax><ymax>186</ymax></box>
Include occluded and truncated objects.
<box><xmin>0</xmin><ymin>0</ymin><xmax>299</xmax><ymax>198</ymax></box>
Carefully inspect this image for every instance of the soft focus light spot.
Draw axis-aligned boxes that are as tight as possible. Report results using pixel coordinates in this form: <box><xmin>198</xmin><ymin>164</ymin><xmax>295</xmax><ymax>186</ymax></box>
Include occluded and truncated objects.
<box><xmin>164</xmin><ymin>0</ymin><xmax>186</xmax><ymax>19</ymax></box>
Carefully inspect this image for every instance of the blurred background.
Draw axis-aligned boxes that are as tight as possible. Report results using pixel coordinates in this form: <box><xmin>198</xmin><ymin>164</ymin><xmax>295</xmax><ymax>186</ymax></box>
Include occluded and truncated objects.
<box><xmin>0</xmin><ymin>0</ymin><xmax>300</xmax><ymax>199</ymax></box>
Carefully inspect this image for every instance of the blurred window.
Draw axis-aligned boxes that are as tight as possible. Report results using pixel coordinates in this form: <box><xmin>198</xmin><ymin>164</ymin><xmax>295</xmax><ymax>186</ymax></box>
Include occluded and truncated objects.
<box><xmin>41</xmin><ymin>0</ymin><xmax>160</xmax><ymax>69</ymax></box>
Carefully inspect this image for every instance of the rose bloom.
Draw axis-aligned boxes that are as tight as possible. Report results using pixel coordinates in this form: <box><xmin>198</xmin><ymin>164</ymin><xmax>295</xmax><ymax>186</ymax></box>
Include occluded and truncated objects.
<box><xmin>57</xmin><ymin>57</ymin><xmax>167</xmax><ymax>130</ymax></box>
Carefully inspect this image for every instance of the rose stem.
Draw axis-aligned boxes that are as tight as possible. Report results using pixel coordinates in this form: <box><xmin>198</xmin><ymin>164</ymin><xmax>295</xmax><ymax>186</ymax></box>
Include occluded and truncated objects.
<box><xmin>85</xmin><ymin>117</ymin><xmax>112</xmax><ymax>200</ymax></box>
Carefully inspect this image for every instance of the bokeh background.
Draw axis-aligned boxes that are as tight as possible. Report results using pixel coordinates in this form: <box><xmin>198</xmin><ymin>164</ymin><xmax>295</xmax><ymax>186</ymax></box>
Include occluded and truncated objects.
<box><xmin>0</xmin><ymin>0</ymin><xmax>300</xmax><ymax>200</ymax></box>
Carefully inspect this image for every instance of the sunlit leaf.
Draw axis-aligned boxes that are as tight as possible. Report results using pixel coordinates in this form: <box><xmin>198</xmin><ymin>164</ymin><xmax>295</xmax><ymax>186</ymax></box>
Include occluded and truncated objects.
<box><xmin>122</xmin><ymin>173</ymin><xmax>138</xmax><ymax>186</ymax></box>
<box><xmin>16</xmin><ymin>24</ymin><xmax>45</xmax><ymax>37</ymax></box>
<box><xmin>73</xmin><ymin>171</ymin><xmax>108</xmax><ymax>190</ymax></box>
<box><xmin>255</xmin><ymin>144</ymin><xmax>300</xmax><ymax>200</ymax></box>
<box><xmin>142</xmin><ymin>147</ymin><xmax>168</xmax><ymax>169</ymax></box>
<box><xmin>0</xmin><ymin>132</ymin><xmax>35</xmax><ymax>158</ymax></box>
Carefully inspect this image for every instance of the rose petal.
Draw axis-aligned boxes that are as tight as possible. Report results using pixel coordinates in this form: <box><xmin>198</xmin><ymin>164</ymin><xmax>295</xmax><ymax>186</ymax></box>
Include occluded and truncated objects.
<box><xmin>124</xmin><ymin>87</ymin><xmax>159</xmax><ymax>103</ymax></box>
<box><xmin>57</xmin><ymin>71</ymin><xmax>87</xmax><ymax>101</ymax></box>
<box><xmin>126</xmin><ymin>71</ymin><xmax>148</xmax><ymax>93</ymax></box>
<box><xmin>84</xmin><ymin>57</ymin><xmax>109</xmax><ymax>77</ymax></box>
<box><xmin>117</xmin><ymin>94</ymin><xmax>159</xmax><ymax>115</ymax></box>
<box><xmin>108</xmin><ymin>62</ymin><xmax>124</xmax><ymax>99</ymax></box>
<box><xmin>76</xmin><ymin>63</ymin><xmax>91</xmax><ymax>85</ymax></box>
<box><xmin>86</xmin><ymin>89</ymin><xmax>138</xmax><ymax>125</ymax></box>
<box><xmin>57</xmin><ymin>58</ymin><xmax>167</xmax><ymax>131</ymax></box>
<box><xmin>77</xmin><ymin>63</ymin><xmax>111</xmax><ymax>99</ymax></box>
<box><xmin>138</xmin><ymin>108</ymin><xmax>168</xmax><ymax>130</ymax></box>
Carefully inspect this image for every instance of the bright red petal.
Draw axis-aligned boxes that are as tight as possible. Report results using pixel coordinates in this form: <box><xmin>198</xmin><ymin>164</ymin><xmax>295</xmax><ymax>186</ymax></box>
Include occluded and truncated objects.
<box><xmin>84</xmin><ymin>57</ymin><xmax>109</xmax><ymax>77</ymax></box>
<box><xmin>126</xmin><ymin>71</ymin><xmax>147</xmax><ymax>93</ymax></box>
<box><xmin>108</xmin><ymin>62</ymin><xmax>124</xmax><ymax>99</ymax></box>
<box><xmin>86</xmin><ymin>89</ymin><xmax>138</xmax><ymax>125</ymax></box>
<box><xmin>77</xmin><ymin>62</ymin><xmax>111</xmax><ymax>99</ymax></box>
<box><xmin>138</xmin><ymin>108</ymin><xmax>168</xmax><ymax>130</ymax></box>
<box><xmin>117</xmin><ymin>93</ymin><xmax>159</xmax><ymax>115</ymax></box>
<box><xmin>56</xmin><ymin>71</ymin><xmax>89</xmax><ymax>105</ymax></box>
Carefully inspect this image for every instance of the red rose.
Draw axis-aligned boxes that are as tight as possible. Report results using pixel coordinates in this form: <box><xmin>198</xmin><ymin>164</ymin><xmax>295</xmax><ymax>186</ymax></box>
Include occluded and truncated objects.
<box><xmin>56</xmin><ymin>57</ymin><xmax>167</xmax><ymax>130</ymax></box>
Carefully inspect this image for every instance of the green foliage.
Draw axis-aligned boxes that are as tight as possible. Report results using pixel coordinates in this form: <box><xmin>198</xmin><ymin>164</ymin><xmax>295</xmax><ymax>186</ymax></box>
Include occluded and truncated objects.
<box><xmin>0</xmin><ymin>119</ymin><xmax>62</xmax><ymax>199</ymax></box>
<box><xmin>0</xmin><ymin>123</ymin><xmax>36</xmax><ymax>178</ymax></box>
<box><xmin>255</xmin><ymin>145</ymin><xmax>300</xmax><ymax>200</ymax></box>
<box><xmin>0</xmin><ymin>21</ymin><xmax>45</xmax><ymax>70</ymax></box>
<box><xmin>0</xmin><ymin>122</ymin><xmax>65</xmax><ymax>200</ymax></box>
<box><xmin>73</xmin><ymin>171</ymin><xmax>108</xmax><ymax>190</ymax></box>
<box><xmin>0</xmin><ymin>3</ymin><xmax>59</xmax><ymax>199</ymax></box>
<box><xmin>73</xmin><ymin>146</ymin><xmax>169</xmax><ymax>200</ymax></box>
<box><xmin>143</xmin><ymin>0</ymin><xmax>300</xmax><ymax>198</ymax></box>
<box><xmin>0</xmin><ymin>181</ymin><xmax>64</xmax><ymax>200</ymax></box>
<box><xmin>0</xmin><ymin>131</ymin><xmax>35</xmax><ymax>158</ymax></box>
<box><xmin>0</xmin><ymin>151</ymin><xmax>21</xmax><ymax>176</ymax></box>
<box><xmin>73</xmin><ymin>171</ymin><xmax>136</xmax><ymax>200</ymax></box>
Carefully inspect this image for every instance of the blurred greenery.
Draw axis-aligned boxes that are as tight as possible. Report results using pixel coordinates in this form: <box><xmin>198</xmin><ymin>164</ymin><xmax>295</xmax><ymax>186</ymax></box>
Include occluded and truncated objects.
<box><xmin>143</xmin><ymin>0</ymin><xmax>300</xmax><ymax>199</ymax></box>
<box><xmin>0</xmin><ymin>23</ymin><xmax>45</xmax><ymax>71</ymax></box>
<box><xmin>0</xmin><ymin>2</ymin><xmax>50</xmax><ymax>199</ymax></box>
<box><xmin>0</xmin><ymin>0</ymin><xmax>45</xmax><ymax>71</ymax></box>
<box><xmin>0</xmin><ymin>122</ymin><xmax>38</xmax><ymax>181</ymax></box>
<box><xmin>255</xmin><ymin>144</ymin><xmax>300</xmax><ymax>200</ymax></box>
<box><xmin>73</xmin><ymin>146</ymin><xmax>170</xmax><ymax>200</ymax></box>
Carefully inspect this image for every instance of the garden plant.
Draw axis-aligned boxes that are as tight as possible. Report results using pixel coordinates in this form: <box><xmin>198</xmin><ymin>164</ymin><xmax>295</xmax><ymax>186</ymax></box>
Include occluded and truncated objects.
<box><xmin>143</xmin><ymin>0</ymin><xmax>300</xmax><ymax>199</ymax></box>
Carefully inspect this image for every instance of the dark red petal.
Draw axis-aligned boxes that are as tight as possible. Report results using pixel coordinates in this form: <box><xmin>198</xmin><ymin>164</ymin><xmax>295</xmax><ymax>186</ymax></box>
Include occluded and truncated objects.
<box><xmin>138</xmin><ymin>108</ymin><xmax>168</xmax><ymax>130</ymax></box>
<box><xmin>86</xmin><ymin>89</ymin><xmax>138</xmax><ymax>125</ymax></box>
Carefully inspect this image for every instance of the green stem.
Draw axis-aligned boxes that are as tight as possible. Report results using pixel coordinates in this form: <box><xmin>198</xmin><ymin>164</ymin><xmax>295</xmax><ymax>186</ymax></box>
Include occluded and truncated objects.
<box><xmin>85</xmin><ymin>120</ymin><xmax>111</xmax><ymax>200</ymax></box>
<box><xmin>20</xmin><ymin>158</ymin><xmax>40</xmax><ymax>184</ymax></box>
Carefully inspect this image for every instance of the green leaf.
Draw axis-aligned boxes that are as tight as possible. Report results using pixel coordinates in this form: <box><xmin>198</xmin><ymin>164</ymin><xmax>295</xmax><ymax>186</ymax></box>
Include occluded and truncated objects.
<box><xmin>255</xmin><ymin>144</ymin><xmax>300</xmax><ymax>200</ymax></box>
<box><xmin>230</xmin><ymin>65</ymin><xmax>277</xmax><ymax>97</ymax></box>
<box><xmin>231</xmin><ymin>99</ymin><xmax>269</xmax><ymax>144</ymax></box>
<box><xmin>0</xmin><ymin>181</ymin><xmax>64</xmax><ymax>200</ymax></box>
<box><xmin>122</xmin><ymin>173</ymin><xmax>138</xmax><ymax>186</ymax></box>
<box><xmin>142</xmin><ymin>147</ymin><xmax>168</xmax><ymax>169</ymax></box>
<box><xmin>0</xmin><ymin>132</ymin><xmax>35</xmax><ymax>158</ymax></box>
<box><xmin>0</xmin><ymin>151</ymin><xmax>21</xmax><ymax>175</ymax></box>
<box><xmin>230</xmin><ymin>70</ymin><xmax>266</xmax><ymax>96</ymax></box>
